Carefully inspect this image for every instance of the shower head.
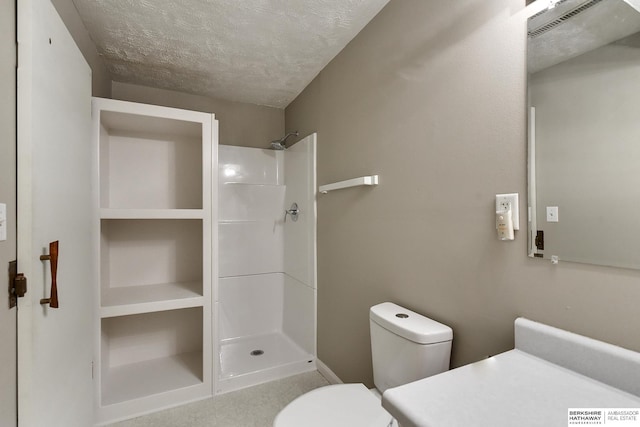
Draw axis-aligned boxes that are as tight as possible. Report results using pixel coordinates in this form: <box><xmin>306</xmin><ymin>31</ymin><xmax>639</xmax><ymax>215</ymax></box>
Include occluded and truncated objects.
<box><xmin>269</xmin><ymin>131</ymin><xmax>299</xmax><ymax>150</ymax></box>
<box><xmin>270</xmin><ymin>141</ymin><xmax>286</xmax><ymax>150</ymax></box>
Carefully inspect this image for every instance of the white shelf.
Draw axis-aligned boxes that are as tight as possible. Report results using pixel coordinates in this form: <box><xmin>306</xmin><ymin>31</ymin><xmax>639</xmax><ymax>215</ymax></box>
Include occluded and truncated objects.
<box><xmin>100</xmin><ymin>107</ymin><xmax>207</xmax><ymax>138</ymax></box>
<box><xmin>101</xmin><ymin>351</ymin><xmax>203</xmax><ymax>406</ymax></box>
<box><xmin>222</xmin><ymin>182</ymin><xmax>284</xmax><ymax>187</ymax></box>
<box><xmin>319</xmin><ymin>175</ymin><xmax>379</xmax><ymax>194</ymax></box>
<box><xmin>101</xmin><ymin>282</ymin><xmax>204</xmax><ymax>318</ymax></box>
<box><xmin>218</xmin><ymin>219</ymin><xmax>277</xmax><ymax>224</ymax></box>
<box><xmin>101</xmin><ymin>209</ymin><xmax>204</xmax><ymax>219</ymax></box>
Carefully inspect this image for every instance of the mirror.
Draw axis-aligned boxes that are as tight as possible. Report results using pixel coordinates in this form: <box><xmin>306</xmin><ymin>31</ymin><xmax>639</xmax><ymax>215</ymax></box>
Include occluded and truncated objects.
<box><xmin>527</xmin><ymin>0</ymin><xmax>640</xmax><ymax>269</ymax></box>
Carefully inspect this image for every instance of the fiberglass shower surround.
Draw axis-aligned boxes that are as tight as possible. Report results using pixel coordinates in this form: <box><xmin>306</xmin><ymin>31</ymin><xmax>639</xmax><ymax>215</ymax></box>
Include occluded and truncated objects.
<box><xmin>217</xmin><ymin>138</ymin><xmax>317</xmax><ymax>393</ymax></box>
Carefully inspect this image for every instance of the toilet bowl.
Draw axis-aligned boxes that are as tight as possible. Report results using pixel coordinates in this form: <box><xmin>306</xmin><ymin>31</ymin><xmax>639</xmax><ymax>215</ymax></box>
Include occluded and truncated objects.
<box><xmin>273</xmin><ymin>302</ymin><xmax>453</xmax><ymax>427</ymax></box>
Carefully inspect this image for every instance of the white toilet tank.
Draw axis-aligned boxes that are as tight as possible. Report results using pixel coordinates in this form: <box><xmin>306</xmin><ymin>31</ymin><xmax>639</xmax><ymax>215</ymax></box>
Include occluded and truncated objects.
<box><xmin>370</xmin><ymin>302</ymin><xmax>453</xmax><ymax>393</ymax></box>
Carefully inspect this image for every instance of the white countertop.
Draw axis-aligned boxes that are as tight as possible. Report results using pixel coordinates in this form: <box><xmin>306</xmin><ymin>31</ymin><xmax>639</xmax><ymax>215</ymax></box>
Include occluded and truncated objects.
<box><xmin>382</xmin><ymin>349</ymin><xmax>640</xmax><ymax>427</ymax></box>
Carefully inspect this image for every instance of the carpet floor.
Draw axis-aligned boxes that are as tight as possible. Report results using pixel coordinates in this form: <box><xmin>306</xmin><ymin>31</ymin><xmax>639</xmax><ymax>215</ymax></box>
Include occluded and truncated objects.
<box><xmin>108</xmin><ymin>371</ymin><xmax>330</xmax><ymax>427</ymax></box>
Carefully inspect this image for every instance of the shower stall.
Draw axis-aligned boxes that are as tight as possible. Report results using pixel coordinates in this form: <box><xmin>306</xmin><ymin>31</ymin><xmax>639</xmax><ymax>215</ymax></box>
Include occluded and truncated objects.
<box><xmin>216</xmin><ymin>134</ymin><xmax>317</xmax><ymax>393</ymax></box>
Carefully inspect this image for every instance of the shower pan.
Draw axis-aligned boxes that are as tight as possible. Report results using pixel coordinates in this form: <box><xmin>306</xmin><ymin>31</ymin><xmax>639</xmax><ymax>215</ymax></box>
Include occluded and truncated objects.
<box><xmin>216</xmin><ymin>134</ymin><xmax>317</xmax><ymax>393</ymax></box>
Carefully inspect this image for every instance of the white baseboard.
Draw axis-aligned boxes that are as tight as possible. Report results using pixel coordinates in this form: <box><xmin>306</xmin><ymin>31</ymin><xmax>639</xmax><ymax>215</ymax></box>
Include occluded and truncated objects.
<box><xmin>316</xmin><ymin>359</ymin><xmax>343</xmax><ymax>384</ymax></box>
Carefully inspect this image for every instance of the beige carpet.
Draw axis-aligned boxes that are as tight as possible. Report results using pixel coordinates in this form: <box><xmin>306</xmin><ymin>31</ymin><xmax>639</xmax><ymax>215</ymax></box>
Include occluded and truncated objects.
<box><xmin>109</xmin><ymin>371</ymin><xmax>330</xmax><ymax>427</ymax></box>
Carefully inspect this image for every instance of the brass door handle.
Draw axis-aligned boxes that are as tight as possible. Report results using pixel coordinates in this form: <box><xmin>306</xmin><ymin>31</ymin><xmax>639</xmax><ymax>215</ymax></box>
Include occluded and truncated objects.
<box><xmin>40</xmin><ymin>240</ymin><xmax>59</xmax><ymax>308</ymax></box>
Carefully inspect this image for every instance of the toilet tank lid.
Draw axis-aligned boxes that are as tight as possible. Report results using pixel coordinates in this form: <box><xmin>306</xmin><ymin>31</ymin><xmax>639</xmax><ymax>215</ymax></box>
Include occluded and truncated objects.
<box><xmin>370</xmin><ymin>302</ymin><xmax>453</xmax><ymax>344</ymax></box>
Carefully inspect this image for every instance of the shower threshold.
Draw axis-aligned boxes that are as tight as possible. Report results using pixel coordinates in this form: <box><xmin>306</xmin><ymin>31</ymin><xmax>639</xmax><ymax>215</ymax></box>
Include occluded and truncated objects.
<box><xmin>217</xmin><ymin>331</ymin><xmax>315</xmax><ymax>394</ymax></box>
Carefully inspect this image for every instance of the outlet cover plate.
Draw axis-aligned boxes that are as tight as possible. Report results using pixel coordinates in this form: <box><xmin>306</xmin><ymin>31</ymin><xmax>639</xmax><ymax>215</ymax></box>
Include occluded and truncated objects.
<box><xmin>546</xmin><ymin>206</ymin><xmax>559</xmax><ymax>222</ymax></box>
<box><xmin>496</xmin><ymin>193</ymin><xmax>519</xmax><ymax>230</ymax></box>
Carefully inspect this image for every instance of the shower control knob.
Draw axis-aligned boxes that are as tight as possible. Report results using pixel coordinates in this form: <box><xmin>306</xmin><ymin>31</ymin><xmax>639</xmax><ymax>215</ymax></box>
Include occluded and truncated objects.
<box><xmin>284</xmin><ymin>203</ymin><xmax>300</xmax><ymax>222</ymax></box>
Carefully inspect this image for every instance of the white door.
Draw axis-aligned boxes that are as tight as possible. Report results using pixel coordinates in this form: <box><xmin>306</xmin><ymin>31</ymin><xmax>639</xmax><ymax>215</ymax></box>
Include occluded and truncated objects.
<box><xmin>17</xmin><ymin>0</ymin><xmax>94</xmax><ymax>425</ymax></box>
<box><xmin>0</xmin><ymin>1</ymin><xmax>18</xmax><ymax>426</ymax></box>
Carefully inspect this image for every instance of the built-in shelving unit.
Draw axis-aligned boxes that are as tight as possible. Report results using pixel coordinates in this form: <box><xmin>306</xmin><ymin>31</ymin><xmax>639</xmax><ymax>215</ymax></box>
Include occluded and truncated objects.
<box><xmin>92</xmin><ymin>98</ymin><xmax>217</xmax><ymax>425</ymax></box>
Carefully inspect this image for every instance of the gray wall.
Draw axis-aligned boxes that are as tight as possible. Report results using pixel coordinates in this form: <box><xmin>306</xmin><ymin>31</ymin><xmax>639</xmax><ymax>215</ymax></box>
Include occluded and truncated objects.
<box><xmin>531</xmin><ymin>43</ymin><xmax>640</xmax><ymax>269</ymax></box>
<box><xmin>112</xmin><ymin>82</ymin><xmax>284</xmax><ymax>148</ymax></box>
<box><xmin>286</xmin><ymin>0</ymin><xmax>640</xmax><ymax>387</ymax></box>
<box><xmin>0</xmin><ymin>1</ymin><xmax>17</xmax><ymax>425</ymax></box>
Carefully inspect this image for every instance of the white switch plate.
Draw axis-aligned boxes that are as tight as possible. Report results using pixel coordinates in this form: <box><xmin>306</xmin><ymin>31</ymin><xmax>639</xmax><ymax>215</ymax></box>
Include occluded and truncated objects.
<box><xmin>0</xmin><ymin>203</ymin><xmax>6</xmax><ymax>241</ymax></box>
<box><xmin>546</xmin><ymin>206</ymin><xmax>559</xmax><ymax>222</ymax></box>
<box><xmin>496</xmin><ymin>193</ymin><xmax>519</xmax><ymax>230</ymax></box>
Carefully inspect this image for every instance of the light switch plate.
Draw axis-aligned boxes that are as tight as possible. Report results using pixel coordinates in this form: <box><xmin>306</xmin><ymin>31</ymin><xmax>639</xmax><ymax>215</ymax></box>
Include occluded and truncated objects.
<box><xmin>0</xmin><ymin>203</ymin><xmax>6</xmax><ymax>241</ymax></box>
<box><xmin>496</xmin><ymin>193</ymin><xmax>519</xmax><ymax>230</ymax></box>
<box><xmin>546</xmin><ymin>206</ymin><xmax>559</xmax><ymax>222</ymax></box>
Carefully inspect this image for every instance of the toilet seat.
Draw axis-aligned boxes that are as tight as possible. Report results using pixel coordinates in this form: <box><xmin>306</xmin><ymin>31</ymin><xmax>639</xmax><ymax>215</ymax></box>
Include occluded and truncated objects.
<box><xmin>273</xmin><ymin>383</ymin><xmax>393</xmax><ymax>427</ymax></box>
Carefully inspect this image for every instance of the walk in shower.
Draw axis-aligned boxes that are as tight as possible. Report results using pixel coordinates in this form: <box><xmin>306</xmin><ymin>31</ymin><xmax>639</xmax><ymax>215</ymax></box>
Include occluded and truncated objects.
<box><xmin>216</xmin><ymin>134</ymin><xmax>317</xmax><ymax>393</ymax></box>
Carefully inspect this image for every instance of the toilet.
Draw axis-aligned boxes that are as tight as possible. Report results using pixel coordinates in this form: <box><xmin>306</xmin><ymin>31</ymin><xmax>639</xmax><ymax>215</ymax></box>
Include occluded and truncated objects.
<box><xmin>273</xmin><ymin>302</ymin><xmax>453</xmax><ymax>427</ymax></box>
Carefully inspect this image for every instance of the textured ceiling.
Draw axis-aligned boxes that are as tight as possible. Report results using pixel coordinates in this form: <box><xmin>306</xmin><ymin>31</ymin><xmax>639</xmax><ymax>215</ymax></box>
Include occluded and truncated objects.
<box><xmin>528</xmin><ymin>0</ymin><xmax>640</xmax><ymax>73</ymax></box>
<box><xmin>72</xmin><ymin>0</ymin><xmax>389</xmax><ymax>107</ymax></box>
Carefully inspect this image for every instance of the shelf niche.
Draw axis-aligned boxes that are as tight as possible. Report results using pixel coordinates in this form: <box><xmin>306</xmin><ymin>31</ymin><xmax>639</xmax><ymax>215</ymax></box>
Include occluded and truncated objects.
<box><xmin>100</xmin><ymin>308</ymin><xmax>204</xmax><ymax>406</ymax></box>
<box><xmin>100</xmin><ymin>219</ymin><xmax>203</xmax><ymax>311</ymax></box>
<box><xmin>99</xmin><ymin>110</ymin><xmax>204</xmax><ymax>210</ymax></box>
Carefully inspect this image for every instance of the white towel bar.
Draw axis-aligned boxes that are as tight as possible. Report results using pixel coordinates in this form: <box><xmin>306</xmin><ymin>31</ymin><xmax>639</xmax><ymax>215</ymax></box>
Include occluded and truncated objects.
<box><xmin>319</xmin><ymin>175</ymin><xmax>379</xmax><ymax>194</ymax></box>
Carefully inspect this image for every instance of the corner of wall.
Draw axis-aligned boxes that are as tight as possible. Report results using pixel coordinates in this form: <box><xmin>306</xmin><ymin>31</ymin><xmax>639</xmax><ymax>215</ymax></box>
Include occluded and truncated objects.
<box><xmin>316</xmin><ymin>359</ymin><xmax>344</xmax><ymax>384</ymax></box>
<box><xmin>51</xmin><ymin>0</ymin><xmax>112</xmax><ymax>98</ymax></box>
